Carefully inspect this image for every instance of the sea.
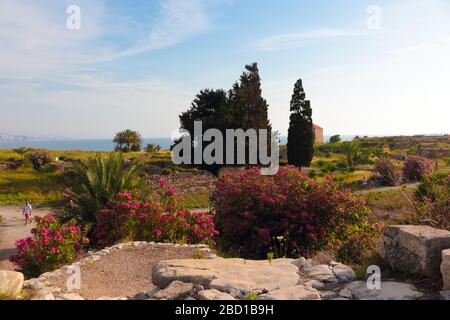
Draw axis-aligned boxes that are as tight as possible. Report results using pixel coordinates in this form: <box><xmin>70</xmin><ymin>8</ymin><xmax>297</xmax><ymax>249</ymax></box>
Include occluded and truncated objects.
<box><xmin>0</xmin><ymin>136</ymin><xmax>356</xmax><ymax>151</ymax></box>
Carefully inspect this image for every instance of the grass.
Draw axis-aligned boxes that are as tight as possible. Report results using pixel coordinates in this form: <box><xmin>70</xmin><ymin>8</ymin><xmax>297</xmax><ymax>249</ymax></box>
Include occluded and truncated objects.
<box><xmin>0</xmin><ymin>166</ymin><xmax>65</xmax><ymax>207</ymax></box>
<box><xmin>180</xmin><ymin>191</ymin><xmax>211</xmax><ymax>210</ymax></box>
<box><xmin>0</xmin><ymin>149</ymin><xmax>173</xmax><ymax>208</ymax></box>
<box><xmin>0</xmin><ymin>148</ymin><xmax>172</xmax><ymax>162</ymax></box>
<box><xmin>364</xmin><ymin>184</ymin><xmax>417</xmax><ymax>224</ymax></box>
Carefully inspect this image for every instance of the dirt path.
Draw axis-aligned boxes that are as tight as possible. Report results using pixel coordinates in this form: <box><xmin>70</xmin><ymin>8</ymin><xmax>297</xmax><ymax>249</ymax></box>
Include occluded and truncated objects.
<box><xmin>45</xmin><ymin>244</ymin><xmax>202</xmax><ymax>299</ymax></box>
<box><xmin>0</xmin><ymin>206</ymin><xmax>49</xmax><ymax>270</ymax></box>
<box><xmin>354</xmin><ymin>183</ymin><xmax>419</xmax><ymax>195</ymax></box>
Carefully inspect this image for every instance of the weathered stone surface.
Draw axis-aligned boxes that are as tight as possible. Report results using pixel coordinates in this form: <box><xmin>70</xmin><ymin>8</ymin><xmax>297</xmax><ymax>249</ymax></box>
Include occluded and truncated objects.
<box><xmin>24</xmin><ymin>279</ymin><xmax>44</xmax><ymax>290</ymax></box>
<box><xmin>320</xmin><ymin>291</ymin><xmax>336</xmax><ymax>299</ymax></box>
<box><xmin>152</xmin><ymin>281</ymin><xmax>194</xmax><ymax>300</ymax></box>
<box><xmin>60</xmin><ymin>293</ymin><xmax>85</xmax><ymax>300</ymax></box>
<box><xmin>31</xmin><ymin>291</ymin><xmax>55</xmax><ymax>300</ymax></box>
<box><xmin>345</xmin><ymin>281</ymin><xmax>424</xmax><ymax>300</ymax></box>
<box><xmin>153</xmin><ymin>258</ymin><xmax>300</xmax><ymax>298</ymax></box>
<box><xmin>339</xmin><ymin>288</ymin><xmax>353</xmax><ymax>299</ymax></box>
<box><xmin>377</xmin><ymin>225</ymin><xmax>450</xmax><ymax>277</ymax></box>
<box><xmin>332</xmin><ymin>263</ymin><xmax>356</xmax><ymax>282</ymax></box>
<box><xmin>257</xmin><ymin>285</ymin><xmax>321</xmax><ymax>300</ymax></box>
<box><xmin>441</xmin><ymin>249</ymin><xmax>450</xmax><ymax>290</ymax></box>
<box><xmin>303</xmin><ymin>280</ymin><xmax>324</xmax><ymax>290</ymax></box>
<box><xmin>302</xmin><ymin>264</ymin><xmax>336</xmax><ymax>282</ymax></box>
<box><xmin>130</xmin><ymin>292</ymin><xmax>150</xmax><ymax>300</ymax></box>
<box><xmin>440</xmin><ymin>290</ymin><xmax>450</xmax><ymax>300</ymax></box>
<box><xmin>198</xmin><ymin>289</ymin><xmax>236</xmax><ymax>300</ymax></box>
<box><xmin>293</xmin><ymin>257</ymin><xmax>307</xmax><ymax>268</ymax></box>
<box><xmin>145</xmin><ymin>287</ymin><xmax>160</xmax><ymax>298</ymax></box>
<box><xmin>0</xmin><ymin>270</ymin><xmax>24</xmax><ymax>298</ymax></box>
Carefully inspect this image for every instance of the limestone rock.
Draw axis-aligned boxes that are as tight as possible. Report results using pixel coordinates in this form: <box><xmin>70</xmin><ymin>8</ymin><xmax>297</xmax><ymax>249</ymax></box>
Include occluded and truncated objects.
<box><xmin>257</xmin><ymin>285</ymin><xmax>321</xmax><ymax>300</ymax></box>
<box><xmin>130</xmin><ymin>292</ymin><xmax>150</xmax><ymax>300</ymax></box>
<box><xmin>332</xmin><ymin>263</ymin><xmax>356</xmax><ymax>282</ymax></box>
<box><xmin>293</xmin><ymin>257</ymin><xmax>307</xmax><ymax>268</ymax></box>
<box><xmin>60</xmin><ymin>293</ymin><xmax>85</xmax><ymax>300</ymax></box>
<box><xmin>339</xmin><ymin>288</ymin><xmax>353</xmax><ymax>299</ymax></box>
<box><xmin>320</xmin><ymin>291</ymin><xmax>336</xmax><ymax>299</ymax></box>
<box><xmin>303</xmin><ymin>280</ymin><xmax>324</xmax><ymax>290</ymax></box>
<box><xmin>0</xmin><ymin>270</ymin><xmax>24</xmax><ymax>298</ymax></box>
<box><xmin>197</xmin><ymin>289</ymin><xmax>236</xmax><ymax>300</ymax></box>
<box><xmin>145</xmin><ymin>287</ymin><xmax>160</xmax><ymax>298</ymax></box>
<box><xmin>302</xmin><ymin>264</ymin><xmax>336</xmax><ymax>282</ymax></box>
<box><xmin>345</xmin><ymin>281</ymin><xmax>424</xmax><ymax>300</ymax></box>
<box><xmin>440</xmin><ymin>290</ymin><xmax>450</xmax><ymax>300</ymax></box>
<box><xmin>153</xmin><ymin>258</ymin><xmax>300</xmax><ymax>298</ymax></box>
<box><xmin>441</xmin><ymin>249</ymin><xmax>450</xmax><ymax>290</ymax></box>
<box><xmin>377</xmin><ymin>225</ymin><xmax>450</xmax><ymax>277</ymax></box>
<box><xmin>152</xmin><ymin>281</ymin><xmax>194</xmax><ymax>300</ymax></box>
<box><xmin>31</xmin><ymin>290</ymin><xmax>55</xmax><ymax>300</ymax></box>
<box><xmin>24</xmin><ymin>279</ymin><xmax>44</xmax><ymax>290</ymax></box>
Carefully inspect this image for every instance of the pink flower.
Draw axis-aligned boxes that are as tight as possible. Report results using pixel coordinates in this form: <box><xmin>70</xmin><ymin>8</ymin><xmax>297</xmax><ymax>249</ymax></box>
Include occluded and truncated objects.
<box><xmin>154</xmin><ymin>228</ymin><xmax>163</xmax><ymax>238</ymax></box>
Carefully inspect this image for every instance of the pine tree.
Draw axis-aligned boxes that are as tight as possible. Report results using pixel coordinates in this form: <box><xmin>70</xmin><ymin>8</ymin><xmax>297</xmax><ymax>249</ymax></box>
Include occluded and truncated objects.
<box><xmin>287</xmin><ymin>79</ymin><xmax>314</xmax><ymax>167</ymax></box>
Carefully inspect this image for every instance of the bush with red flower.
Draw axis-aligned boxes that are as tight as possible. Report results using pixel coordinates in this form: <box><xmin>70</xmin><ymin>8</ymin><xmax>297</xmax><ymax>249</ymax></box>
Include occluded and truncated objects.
<box><xmin>403</xmin><ymin>155</ymin><xmax>434</xmax><ymax>182</ymax></box>
<box><xmin>10</xmin><ymin>215</ymin><xmax>88</xmax><ymax>278</ymax></box>
<box><xmin>211</xmin><ymin>166</ymin><xmax>379</xmax><ymax>262</ymax></box>
<box><xmin>92</xmin><ymin>179</ymin><xmax>217</xmax><ymax>247</ymax></box>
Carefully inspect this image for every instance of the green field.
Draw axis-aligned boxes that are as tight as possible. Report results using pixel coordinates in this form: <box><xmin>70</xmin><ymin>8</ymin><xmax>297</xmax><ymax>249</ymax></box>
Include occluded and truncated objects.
<box><xmin>0</xmin><ymin>135</ymin><xmax>449</xmax><ymax>211</ymax></box>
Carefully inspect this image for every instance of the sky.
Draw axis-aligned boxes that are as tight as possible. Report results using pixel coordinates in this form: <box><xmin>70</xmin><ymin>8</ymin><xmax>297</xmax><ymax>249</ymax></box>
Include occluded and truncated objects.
<box><xmin>0</xmin><ymin>0</ymin><xmax>449</xmax><ymax>139</ymax></box>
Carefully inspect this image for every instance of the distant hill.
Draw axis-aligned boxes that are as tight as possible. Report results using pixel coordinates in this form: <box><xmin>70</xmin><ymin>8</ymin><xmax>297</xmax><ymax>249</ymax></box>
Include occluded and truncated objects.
<box><xmin>0</xmin><ymin>134</ymin><xmax>44</xmax><ymax>142</ymax></box>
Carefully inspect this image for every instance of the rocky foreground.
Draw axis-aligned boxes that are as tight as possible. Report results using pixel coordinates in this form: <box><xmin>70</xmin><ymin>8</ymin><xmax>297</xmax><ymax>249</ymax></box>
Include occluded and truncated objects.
<box><xmin>1</xmin><ymin>225</ymin><xmax>449</xmax><ymax>300</ymax></box>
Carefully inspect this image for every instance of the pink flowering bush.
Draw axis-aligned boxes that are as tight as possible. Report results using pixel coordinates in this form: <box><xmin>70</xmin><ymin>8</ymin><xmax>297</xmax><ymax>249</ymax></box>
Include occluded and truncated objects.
<box><xmin>211</xmin><ymin>166</ymin><xmax>377</xmax><ymax>261</ymax></box>
<box><xmin>92</xmin><ymin>180</ymin><xmax>217</xmax><ymax>247</ymax></box>
<box><xmin>10</xmin><ymin>215</ymin><xmax>88</xmax><ymax>278</ymax></box>
<box><xmin>403</xmin><ymin>155</ymin><xmax>434</xmax><ymax>181</ymax></box>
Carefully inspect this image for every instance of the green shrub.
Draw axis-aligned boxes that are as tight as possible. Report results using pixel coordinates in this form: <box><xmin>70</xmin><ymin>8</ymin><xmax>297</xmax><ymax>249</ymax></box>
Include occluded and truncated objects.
<box><xmin>26</xmin><ymin>149</ymin><xmax>52</xmax><ymax>170</ymax></box>
<box><xmin>413</xmin><ymin>174</ymin><xmax>449</xmax><ymax>230</ymax></box>
<box><xmin>66</xmin><ymin>152</ymin><xmax>142</xmax><ymax>224</ymax></box>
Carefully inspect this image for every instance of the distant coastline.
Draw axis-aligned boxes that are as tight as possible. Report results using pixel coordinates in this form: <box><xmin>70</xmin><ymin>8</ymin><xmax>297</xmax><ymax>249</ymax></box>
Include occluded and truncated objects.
<box><xmin>0</xmin><ymin>134</ymin><xmax>447</xmax><ymax>151</ymax></box>
<box><xmin>0</xmin><ymin>136</ymin><xmax>351</xmax><ymax>151</ymax></box>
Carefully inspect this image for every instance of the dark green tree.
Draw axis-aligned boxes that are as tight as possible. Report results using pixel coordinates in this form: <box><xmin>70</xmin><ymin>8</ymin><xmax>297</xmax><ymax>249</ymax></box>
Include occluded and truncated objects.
<box><xmin>329</xmin><ymin>135</ymin><xmax>342</xmax><ymax>143</ymax></box>
<box><xmin>178</xmin><ymin>89</ymin><xmax>230</xmax><ymax>173</ymax></box>
<box><xmin>287</xmin><ymin>79</ymin><xmax>314</xmax><ymax>167</ymax></box>
<box><xmin>177</xmin><ymin>63</ymin><xmax>272</xmax><ymax>173</ymax></box>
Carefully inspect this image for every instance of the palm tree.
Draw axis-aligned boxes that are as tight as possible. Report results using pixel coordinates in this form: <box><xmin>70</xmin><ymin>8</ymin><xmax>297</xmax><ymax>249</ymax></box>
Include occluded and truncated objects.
<box><xmin>13</xmin><ymin>147</ymin><xmax>32</xmax><ymax>160</ymax></box>
<box><xmin>113</xmin><ymin>129</ymin><xmax>142</xmax><ymax>152</ymax></box>
<box><xmin>145</xmin><ymin>143</ymin><xmax>161</xmax><ymax>154</ymax></box>
<box><xmin>68</xmin><ymin>152</ymin><xmax>142</xmax><ymax>224</ymax></box>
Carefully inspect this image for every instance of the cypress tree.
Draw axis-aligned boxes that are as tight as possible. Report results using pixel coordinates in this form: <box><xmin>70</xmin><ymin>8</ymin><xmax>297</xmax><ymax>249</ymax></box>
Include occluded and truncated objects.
<box><xmin>230</xmin><ymin>63</ymin><xmax>272</xmax><ymax>165</ymax></box>
<box><xmin>287</xmin><ymin>79</ymin><xmax>314</xmax><ymax>167</ymax></box>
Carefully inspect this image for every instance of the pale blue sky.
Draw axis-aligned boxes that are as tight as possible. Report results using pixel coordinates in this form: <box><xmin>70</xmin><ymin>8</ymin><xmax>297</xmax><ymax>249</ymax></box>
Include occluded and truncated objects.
<box><xmin>0</xmin><ymin>0</ymin><xmax>449</xmax><ymax>138</ymax></box>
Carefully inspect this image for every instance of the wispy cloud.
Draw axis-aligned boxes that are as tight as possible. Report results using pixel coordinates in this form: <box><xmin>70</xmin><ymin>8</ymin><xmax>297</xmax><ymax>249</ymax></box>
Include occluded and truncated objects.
<box><xmin>256</xmin><ymin>28</ymin><xmax>370</xmax><ymax>51</ymax></box>
<box><xmin>89</xmin><ymin>0</ymin><xmax>212</xmax><ymax>62</ymax></box>
<box><xmin>0</xmin><ymin>0</ymin><xmax>213</xmax><ymax>77</ymax></box>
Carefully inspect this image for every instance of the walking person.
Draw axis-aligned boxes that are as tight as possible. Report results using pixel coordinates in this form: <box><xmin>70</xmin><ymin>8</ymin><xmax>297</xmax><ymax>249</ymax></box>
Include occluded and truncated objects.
<box><xmin>22</xmin><ymin>200</ymin><xmax>32</xmax><ymax>225</ymax></box>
